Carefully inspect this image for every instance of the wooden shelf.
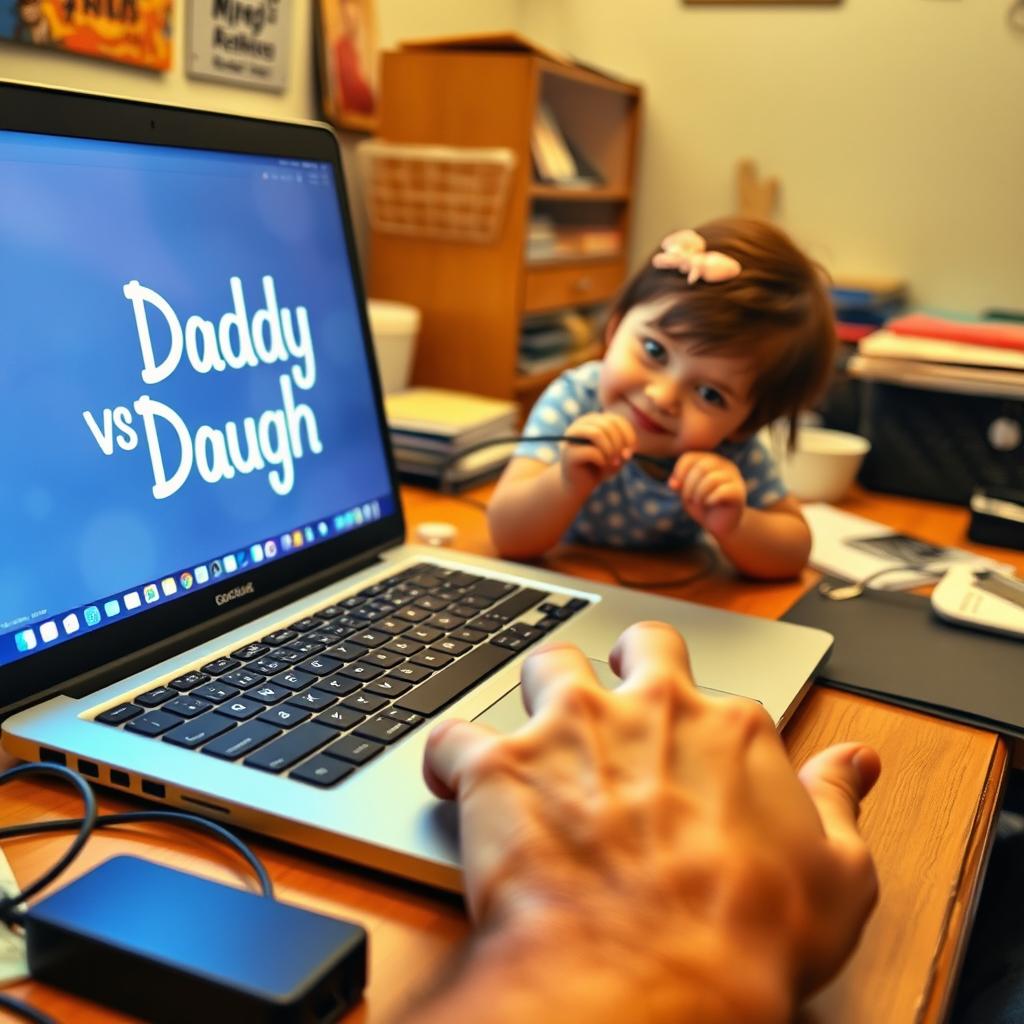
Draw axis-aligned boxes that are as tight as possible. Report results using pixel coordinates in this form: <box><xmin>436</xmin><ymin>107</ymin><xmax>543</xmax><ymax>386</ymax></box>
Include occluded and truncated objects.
<box><xmin>529</xmin><ymin>185</ymin><xmax>630</xmax><ymax>202</ymax></box>
<box><xmin>515</xmin><ymin>342</ymin><xmax>604</xmax><ymax>394</ymax></box>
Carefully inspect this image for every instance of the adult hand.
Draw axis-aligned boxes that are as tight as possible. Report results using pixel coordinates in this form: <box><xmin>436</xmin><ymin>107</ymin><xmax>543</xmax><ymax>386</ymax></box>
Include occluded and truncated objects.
<box><xmin>669</xmin><ymin>450</ymin><xmax>747</xmax><ymax>537</ymax></box>
<box><xmin>560</xmin><ymin>412</ymin><xmax>636</xmax><ymax>494</ymax></box>
<box><xmin>420</xmin><ymin>622</ymin><xmax>880</xmax><ymax>1023</ymax></box>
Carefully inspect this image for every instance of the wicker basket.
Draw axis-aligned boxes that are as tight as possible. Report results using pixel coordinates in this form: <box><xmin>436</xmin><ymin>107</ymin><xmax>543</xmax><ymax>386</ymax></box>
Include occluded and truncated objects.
<box><xmin>358</xmin><ymin>141</ymin><xmax>517</xmax><ymax>244</ymax></box>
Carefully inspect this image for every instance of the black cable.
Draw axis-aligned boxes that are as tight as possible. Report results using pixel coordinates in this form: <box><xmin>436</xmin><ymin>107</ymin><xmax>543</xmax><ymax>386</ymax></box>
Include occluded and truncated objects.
<box><xmin>0</xmin><ymin>763</ymin><xmax>96</xmax><ymax>926</ymax></box>
<box><xmin>0</xmin><ymin>810</ymin><xmax>273</xmax><ymax>900</ymax></box>
<box><xmin>0</xmin><ymin>993</ymin><xmax>57</xmax><ymax>1024</ymax></box>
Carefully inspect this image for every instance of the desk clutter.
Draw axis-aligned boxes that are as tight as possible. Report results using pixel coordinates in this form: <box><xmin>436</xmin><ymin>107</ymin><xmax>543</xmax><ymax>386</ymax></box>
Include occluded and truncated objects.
<box><xmin>384</xmin><ymin>387</ymin><xmax>519</xmax><ymax>490</ymax></box>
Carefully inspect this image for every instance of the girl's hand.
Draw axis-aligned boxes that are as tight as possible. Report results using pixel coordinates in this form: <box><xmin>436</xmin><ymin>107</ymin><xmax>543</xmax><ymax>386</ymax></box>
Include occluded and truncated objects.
<box><xmin>669</xmin><ymin>451</ymin><xmax>747</xmax><ymax>538</ymax></box>
<box><xmin>561</xmin><ymin>413</ymin><xmax>636</xmax><ymax>494</ymax></box>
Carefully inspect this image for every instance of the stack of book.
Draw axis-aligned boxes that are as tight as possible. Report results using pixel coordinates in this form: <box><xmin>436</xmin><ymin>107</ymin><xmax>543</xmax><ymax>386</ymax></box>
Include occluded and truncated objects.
<box><xmin>384</xmin><ymin>388</ymin><xmax>520</xmax><ymax>491</ymax></box>
<box><xmin>830</xmin><ymin>275</ymin><xmax>908</xmax><ymax>343</ymax></box>
<box><xmin>530</xmin><ymin>102</ymin><xmax>602</xmax><ymax>188</ymax></box>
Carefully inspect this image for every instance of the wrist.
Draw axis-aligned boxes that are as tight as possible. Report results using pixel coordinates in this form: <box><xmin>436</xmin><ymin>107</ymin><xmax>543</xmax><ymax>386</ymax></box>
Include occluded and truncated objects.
<box><xmin>456</xmin><ymin>906</ymin><xmax>793</xmax><ymax>1024</ymax></box>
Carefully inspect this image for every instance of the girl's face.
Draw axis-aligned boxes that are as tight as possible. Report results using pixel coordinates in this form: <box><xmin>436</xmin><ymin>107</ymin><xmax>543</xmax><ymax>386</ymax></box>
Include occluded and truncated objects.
<box><xmin>598</xmin><ymin>297</ymin><xmax>757</xmax><ymax>459</ymax></box>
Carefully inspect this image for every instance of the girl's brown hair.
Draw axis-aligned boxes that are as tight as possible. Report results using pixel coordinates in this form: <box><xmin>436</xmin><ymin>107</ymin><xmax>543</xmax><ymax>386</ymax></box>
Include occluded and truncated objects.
<box><xmin>607</xmin><ymin>216</ymin><xmax>836</xmax><ymax>443</ymax></box>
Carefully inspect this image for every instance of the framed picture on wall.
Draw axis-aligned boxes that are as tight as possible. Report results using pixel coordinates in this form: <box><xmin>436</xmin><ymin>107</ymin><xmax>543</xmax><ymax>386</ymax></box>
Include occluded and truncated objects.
<box><xmin>0</xmin><ymin>0</ymin><xmax>173</xmax><ymax>70</ymax></box>
<box><xmin>315</xmin><ymin>0</ymin><xmax>379</xmax><ymax>133</ymax></box>
<box><xmin>187</xmin><ymin>0</ymin><xmax>291</xmax><ymax>92</ymax></box>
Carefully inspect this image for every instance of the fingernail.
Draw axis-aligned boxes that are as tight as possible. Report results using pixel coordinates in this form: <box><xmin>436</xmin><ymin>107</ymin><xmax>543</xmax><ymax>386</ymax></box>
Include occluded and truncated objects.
<box><xmin>852</xmin><ymin>748</ymin><xmax>879</xmax><ymax>792</ymax></box>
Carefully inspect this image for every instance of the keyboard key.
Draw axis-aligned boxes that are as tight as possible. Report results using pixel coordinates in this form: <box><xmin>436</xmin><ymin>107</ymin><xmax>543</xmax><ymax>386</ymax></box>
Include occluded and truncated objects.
<box><xmin>338</xmin><ymin>662</ymin><xmax>385</xmax><ymax>682</ymax></box>
<box><xmin>244</xmin><ymin>723</ymin><xmax>335</xmax><ymax>772</ymax></box>
<box><xmin>287</xmin><ymin>689</ymin><xmax>337</xmax><ymax>712</ymax></box>
<box><xmin>125</xmin><ymin>710</ymin><xmax>183</xmax><ymax>736</ymax></box>
<box><xmin>163</xmin><ymin>695</ymin><xmax>213</xmax><ymax>718</ymax></box>
<box><xmin>221</xmin><ymin>669</ymin><xmax>265</xmax><ymax>689</ymax></box>
<box><xmin>384</xmin><ymin>707</ymin><xmax>423</xmax><ymax>726</ymax></box>
<box><xmin>385</xmin><ymin>636</ymin><xmax>424</xmax><ymax>657</ymax></box>
<box><xmin>426</xmin><ymin>612</ymin><xmax>466</xmax><ymax>631</ymax></box>
<box><xmin>489</xmin><ymin>588</ymin><xmax>549</xmax><ymax>621</ymax></box>
<box><xmin>434</xmin><ymin>638</ymin><xmax>471</xmax><ymax>657</ymax></box>
<box><xmin>353</xmin><ymin>716</ymin><xmax>413</xmax><ymax>745</ymax></box>
<box><xmin>163</xmin><ymin>712</ymin><xmax>235</xmax><ymax>749</ymax></box>
<box><xmin>192</xmin><ymin>682</ymin><xmax>240</xmax><ymax>703</ymax></box>
<box><xmin>446</xmin><ymin>571</ymin><xmax>481</xmax><ymax>588</ymax></box>
<box><xmin>406</xmin><ymin>625</ymin><xmax>444</xmax><ymax>644</ymax></box>
<box><xmin>410</xmin><ymin>650</ymin><xmax>453</xmax><ymax>670</ymax></box>
<box><xmin>259</xmin><ymin>706</ymin><xmax>311</xmax><ymax>729</ymax></box>
<box><xmin>364</xmin><ymin>650</ymin><xmax>403</xmax><ymax>669</ymax></box>
<box><xmin>272</xmin><ymin>648</ymin><xmax>306</xmax><ymax>665</ymax></box>
<box><xmin>395</xmin><ymin>606</ymin><xmax>430</xmax><ymax>623</ymax></box>
<box><xmin>329</xmin><ymin>640</ymin><xmax>369</xmax><ymax>662</ymax></box>
<box><xmin>136</xmin><ymin>686</ymin><xmax>176</xmax><ymax>708</ymax></box>
<box><xmin>350</xmin><ymin>629</ymin><xmax>388</xmax><ymax>648</ymax></box>
<box><xmin>231</xmin><ymin>642</ymin><xmax>269</xmax><ymax>661</ymax></box>
<box><xmin>324</xmin><ymin>735</ymin><xmax>384</xmax><ymax>765</ymax></box>
<box><xmin>371</xmin><ymin>618</ymin><xmax>409</xmax><ymax>636</ymax></box>
<box><xmin>312</xmin><ymin>676</ymin><xmax>361</xmax><ymax>698</ymax></box>
<box><xmin>414</xmin><ymin>595</ymin><xmax>451</xmax><ymax>612</ymax></box>
<box><xmin>469</xmin><ymin>579</ymin><xmax>517</xmax><ymax>600</ymax></box>
<box><xmin>201</xmin><ymin>657</ymin><xmax>241</xmax><ymax>676</ymax></box>
<box><xmin>96</xmin><ymin>702</ymin><xmax>142</xmax><ymax>725</ymax></box>
<box><xmin>466</xmin><ymin>615</ymin><xmax>506</xmax><ymax>633</ymax></box>
<box><xmin>566</xmin><ymin>597</ymin><xmax>590</xmax><ymax>612</ymax></box>
<box><xmin>492</xmin><ymin>631</ymin><xmax>530</xmax><ymax>652</ymax></box>
<box><xmin>291</xmin><ymin>755</ymin><xmax>355</xmax><ymax>787</ymax></box>
<box><xmin>507</xmin><ymin>624</ymin><xmax>542</xmax><ymax>643</ymax></box>
<box><xmin>458</xmin><ymin>594</ymin><xmax>494</xmax><ymax>609</ymax></box>
<box><xmin>219</xmin><ymin>697</ymin><xmax>263</xmax><ymax>720</ymax></box>
<box><xmin>246</xmin><ymin>682</ymin><xmax>292</xmax><ymax>704</ymax></box>
<box><xmin>451</xmin><ymin>627</ymin><xmax>487</xmax><ymax>645</ymax></box>
<box><xmin>395</xmin><ymin>644</ymin><xmax>517</xmax><ymax>717</ymax></box>
<box><xmin>251</xmin><ymin>656</ymin><xmax>290</xmax><ymax>675</ymax></box>
<box><xmin>168</xmin><ymin>671</ymin><xmax>210</xmax><ymax>692</ymax></box>
<box><xmin>203</xmin><ymin>720</ymin><xmax>280</xmax><ymax>760</ymax></box>
<box><xmin>299</xmin><ymin>653</ymin><xmax>343</xmax><ymax>676</ymax></box>
<box><xmin>261</xmin><ymin>629</ymin><xmax>297</xmax><ymax>647</ymax></box>
<box><xmin>364</xmin><ymin>677</ymin><xmax>412</xmax><ymax>697</ymax></box>
<box><xmin>535</xmin><ymin>616</ymin><xmax>561</xmax><ymax>632</ymax></box>
<box><xmin>288</xmin><ymin>617</ymin><xmax>321</xmax><ymax>633</ymax></box>
<box><xmin>288</xmin><ymin>638</ymin><xmax>325</xmax><ymax>656</ymax></box>
<box><xmin>274</xmin><ymin>668</ymin><xmax>317</xmax><ymax>691</ymax></box>
<box><xmin>342</xmin><ymin>691</ymin><xmax>389</xmax><ymax>713</ymax></box>
<box><xmin>387</xmin><ymin>663</ymin><xmax>432</xmax><ymax>683</ymax></box>
<box><xmin>315</xmin><ymin>706</ymin><xmax>366</xmax><ymax>731</ymax></box>
<box><xmin>448</xmin><ymin>603</ymin><xmax>481</xmax><ymax>619</ymax></box>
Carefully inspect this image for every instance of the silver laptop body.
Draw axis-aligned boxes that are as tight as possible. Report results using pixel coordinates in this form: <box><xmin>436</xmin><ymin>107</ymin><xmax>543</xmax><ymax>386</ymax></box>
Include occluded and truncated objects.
<box><xmin>0</xmin><ymin>82</ymin><xmax>831</xmax><ymax>892</ymax></box>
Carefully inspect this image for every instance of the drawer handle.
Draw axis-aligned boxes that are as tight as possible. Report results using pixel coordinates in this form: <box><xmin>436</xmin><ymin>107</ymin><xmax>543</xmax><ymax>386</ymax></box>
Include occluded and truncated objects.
<box><xmin>573</xmin><ymin>276</ymin><xmax>593</xmax><ymax>293</ymax></box>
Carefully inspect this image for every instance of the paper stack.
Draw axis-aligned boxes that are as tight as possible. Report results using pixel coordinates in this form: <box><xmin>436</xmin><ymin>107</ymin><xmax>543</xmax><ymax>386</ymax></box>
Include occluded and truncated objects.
<box><xmin>384</xmin><ymin>388</ymin><xmax>520</xmax><ymax>490</ymax></box>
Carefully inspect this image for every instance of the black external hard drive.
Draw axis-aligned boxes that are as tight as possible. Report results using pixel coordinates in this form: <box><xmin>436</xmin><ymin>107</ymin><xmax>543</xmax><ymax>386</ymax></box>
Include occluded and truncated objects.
<box><xmin>23</xmin><ymin>855</ymin><xmax>367</xmax><ymax>1023</ymax></box>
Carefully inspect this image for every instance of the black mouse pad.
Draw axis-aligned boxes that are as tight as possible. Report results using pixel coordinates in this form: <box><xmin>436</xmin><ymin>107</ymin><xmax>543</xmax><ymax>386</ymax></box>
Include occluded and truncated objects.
<box><xmin>782</xmin><ymin>581</ymin><xmax>1024</xmax><ymax>737</ymax></box>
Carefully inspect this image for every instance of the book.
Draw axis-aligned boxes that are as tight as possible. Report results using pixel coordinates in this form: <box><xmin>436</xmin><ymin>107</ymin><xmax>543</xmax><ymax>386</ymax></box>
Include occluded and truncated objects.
<box><xmin>531</xmin><ymin>102</ymin><xmax>579</xmax><ymax>183</ymax></box>
<box><xmin>859</xmin><ymin>330</ymin><xmax>1024</xmax><ymax>372</ymax></box>
<box><xmin>887</xmin><ymin>313</ymin><xmax>1024</xmax><ymax>353</ymax></box>
<box><xmin>384</xmin><ymin>388</ymin><xmax>518</xmax><ymax>448</ymax></box>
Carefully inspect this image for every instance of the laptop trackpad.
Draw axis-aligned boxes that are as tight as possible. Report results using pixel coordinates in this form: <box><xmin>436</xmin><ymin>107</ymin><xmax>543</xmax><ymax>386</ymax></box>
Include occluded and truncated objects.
<box><xmin>474</xmin><ymin>658</ymin><xmax>756</xmax><ymax>734</ymax></box>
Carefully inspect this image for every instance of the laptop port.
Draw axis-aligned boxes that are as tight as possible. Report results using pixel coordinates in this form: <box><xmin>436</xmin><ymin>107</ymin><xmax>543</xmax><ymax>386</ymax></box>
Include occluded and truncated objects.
<box><xmin>39</xmin><ymin>747</ymin><xmax>66</xmax><ymax>766</ymax></box>
<box><xmin>141</xmin><ymin>779</ymin><xmax>165</xmax><ymax>798</ymax></box>
<box><xmin>110</xmin><ymin>769</ymin><xmax>130</xmax><ymax>788</ymax></box>
<box><xmin>77</xmin><ymin>759</ymin><xmax>99</xmax><ymax>778</ymax></box>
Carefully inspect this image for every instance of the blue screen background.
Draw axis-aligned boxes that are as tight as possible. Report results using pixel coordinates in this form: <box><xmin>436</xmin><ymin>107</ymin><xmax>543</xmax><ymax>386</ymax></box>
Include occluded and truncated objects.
<box><xmin>0</xmin><ymin>130</ymin><xmax>393</xmax><ymax>634</ymax></box>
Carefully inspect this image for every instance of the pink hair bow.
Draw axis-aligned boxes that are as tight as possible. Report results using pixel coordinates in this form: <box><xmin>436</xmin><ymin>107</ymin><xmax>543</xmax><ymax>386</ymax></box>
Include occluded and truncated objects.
<box><xmin>651</xmin><ymin>228</ymin><xmax>742</xmax><ymax>285</ymax></box>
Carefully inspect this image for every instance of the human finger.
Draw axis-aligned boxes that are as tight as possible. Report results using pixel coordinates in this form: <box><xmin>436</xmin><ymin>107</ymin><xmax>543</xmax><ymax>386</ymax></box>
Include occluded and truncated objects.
<box><xmin>703</xmin><ymin>479</ymin><xmax>744</xmax><ymax>508</ymax></box>
<box><xmin>423</xmin><ymin>717</ymin><xmax>501</xmax><ymax>800</ymax></box>
<box><xmin>607</xmin><ymin>620</ymin><xmax>697</xmax><ymax>693</ymax></box>
<box><xmin>680</xmin><ymin>457</ymin><xmax>714</xmax><ymax>505</ymax></box>
<box><xmin>667</xmin><ymin>450</ymin><xmax>699</xmax><ymax>490</ymax></box>
<box><xmin>567</xmin><ymin>419</ymin><xmax>619</xmax><ymax>466</ymax></box>
<box><xmin>693</xmin><ymin>468</ymin><xmax>733</xmax><ymax>506</ymax></box>
<box><xmin>607</xmin><ymin>412</ymin><xmax>638</xmax><ymax>455</ymax></box>
<box><xmin>799</xmin><ymin>743</ymin><xmax>881</xmax><ymax>848</ymax></box>
<box><xmin>518</xmin><ymin>641</ymin><xmax>604</xmax><ymax>717</ymax></box>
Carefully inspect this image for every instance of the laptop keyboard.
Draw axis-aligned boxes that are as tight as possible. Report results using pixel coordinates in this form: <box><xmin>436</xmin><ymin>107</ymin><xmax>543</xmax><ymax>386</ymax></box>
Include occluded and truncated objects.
<box><xmin>91</xmin><ymin>563</ymin><xmax>591</xmax><ymax>788</ymax></box>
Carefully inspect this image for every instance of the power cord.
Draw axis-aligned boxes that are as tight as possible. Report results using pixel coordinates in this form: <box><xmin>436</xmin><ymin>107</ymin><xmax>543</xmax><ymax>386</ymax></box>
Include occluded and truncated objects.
<box><xmin>0</xmin><ymin>762</ymin><xmax>274</xmax><ymax>1024</ymax></box>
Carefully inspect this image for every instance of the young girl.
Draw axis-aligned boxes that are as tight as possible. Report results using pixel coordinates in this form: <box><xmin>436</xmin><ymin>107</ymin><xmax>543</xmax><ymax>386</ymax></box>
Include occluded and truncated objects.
<box><xmin>487</xmin><ymin>216</ymin><xmax>836</xmax><ymax>579</ymax></box>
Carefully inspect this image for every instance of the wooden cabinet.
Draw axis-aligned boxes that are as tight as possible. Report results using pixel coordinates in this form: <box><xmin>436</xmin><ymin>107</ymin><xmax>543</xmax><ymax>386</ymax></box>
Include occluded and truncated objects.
<box><xmin>366</xmin><ymin>45</ymin><xmax>642</xmax><ymax>409</ymax></box>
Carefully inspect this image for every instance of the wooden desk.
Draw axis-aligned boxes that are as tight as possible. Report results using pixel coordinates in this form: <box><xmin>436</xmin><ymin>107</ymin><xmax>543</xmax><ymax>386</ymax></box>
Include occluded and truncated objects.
<box><xmin>2</xmin><ymin>486</ymin><xmax>1020</xmax><ymax>1024</ymax></box>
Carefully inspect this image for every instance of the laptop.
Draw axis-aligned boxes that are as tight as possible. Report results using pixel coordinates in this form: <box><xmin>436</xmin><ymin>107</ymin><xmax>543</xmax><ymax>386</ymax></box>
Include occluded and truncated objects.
<box><xmin>0</xmin><ymin>81</ymin><xmax>832</xmax><ymax>891</ymax></box>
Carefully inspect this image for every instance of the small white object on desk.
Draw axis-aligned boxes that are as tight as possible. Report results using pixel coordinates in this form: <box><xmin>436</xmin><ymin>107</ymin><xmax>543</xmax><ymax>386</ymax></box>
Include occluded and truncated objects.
<box><xmin>931</xmin><ymin>565</ymin><xmax>1024</xmax><ymax>640</ymax></box>
<box><xmin>416</xmin><ymin>522</ymin><xmax>458</xmax><ymax>547</ymax></box>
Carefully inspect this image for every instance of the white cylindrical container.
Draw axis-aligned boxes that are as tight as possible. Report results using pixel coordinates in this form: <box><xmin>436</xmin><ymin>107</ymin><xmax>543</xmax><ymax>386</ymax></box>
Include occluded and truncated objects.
<box><xmin>366</xmin><ymin>299</ymin><xmax>421</xmax><ymax>394</ymax></box>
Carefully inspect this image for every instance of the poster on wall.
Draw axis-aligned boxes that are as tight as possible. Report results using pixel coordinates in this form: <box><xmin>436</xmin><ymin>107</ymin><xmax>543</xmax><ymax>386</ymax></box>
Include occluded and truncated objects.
<box><xmin>0</xmin><ymin>1</ymin><xmax>173</xmax><ymax>70</ymax></box>
<box><xmin>315</xmin><ymin>0</ymin><xmax>378</xmax><ymax>132</ymax></box>
<box><xmin>186</xmin><ymin>0</ymin><xmax>291</xmax><ymax>92</ymax></box>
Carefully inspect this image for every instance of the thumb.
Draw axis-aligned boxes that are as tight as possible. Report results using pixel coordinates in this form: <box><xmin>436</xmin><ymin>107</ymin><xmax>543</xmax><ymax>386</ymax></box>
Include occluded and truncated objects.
<box><xmin>799</xmin><ymin>743</ymin><xmax>881</xmax><ymax>846</ymax></box>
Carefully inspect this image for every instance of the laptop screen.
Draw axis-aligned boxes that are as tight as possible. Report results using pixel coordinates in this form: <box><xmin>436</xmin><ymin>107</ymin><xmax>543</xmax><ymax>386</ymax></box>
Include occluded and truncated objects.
<box><xmin>0</xmin><ymin>124</ymin><xmax>396</xmax><ymax>670</ymax></box>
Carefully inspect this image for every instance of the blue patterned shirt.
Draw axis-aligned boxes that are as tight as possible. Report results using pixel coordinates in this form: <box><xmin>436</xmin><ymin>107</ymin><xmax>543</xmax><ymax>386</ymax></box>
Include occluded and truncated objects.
<box><xmin>514</xmin><ymin>361</ymin><xmax>787</xmax><ymax>549</ymax></box>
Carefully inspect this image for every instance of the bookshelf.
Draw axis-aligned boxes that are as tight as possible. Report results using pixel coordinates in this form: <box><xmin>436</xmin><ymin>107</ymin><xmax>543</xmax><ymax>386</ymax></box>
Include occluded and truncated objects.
<box><xmin>365</xmin><ymin>41</ymin><xmax>642</xmax><ymax>411</ymax></box>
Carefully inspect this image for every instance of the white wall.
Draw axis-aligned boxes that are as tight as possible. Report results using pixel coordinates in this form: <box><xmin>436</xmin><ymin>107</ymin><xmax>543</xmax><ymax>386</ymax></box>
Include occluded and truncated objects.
<box><xmin>523</xmin><ymin>0</ymin><xmax>1024</xmax><ymax>312</ymax></box>
<box><xmin>4</xmin><ymin>2</ymin><xmax>1021</xmax><ymax>310</ymax></box>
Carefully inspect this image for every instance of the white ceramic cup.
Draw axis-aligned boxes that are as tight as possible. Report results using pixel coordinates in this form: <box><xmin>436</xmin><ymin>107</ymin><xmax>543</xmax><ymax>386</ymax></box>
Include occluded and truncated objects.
<box><xmin>765</xmin><ymin>425</ymin><xmax>872</xmax><ymax>503</ymax></box>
